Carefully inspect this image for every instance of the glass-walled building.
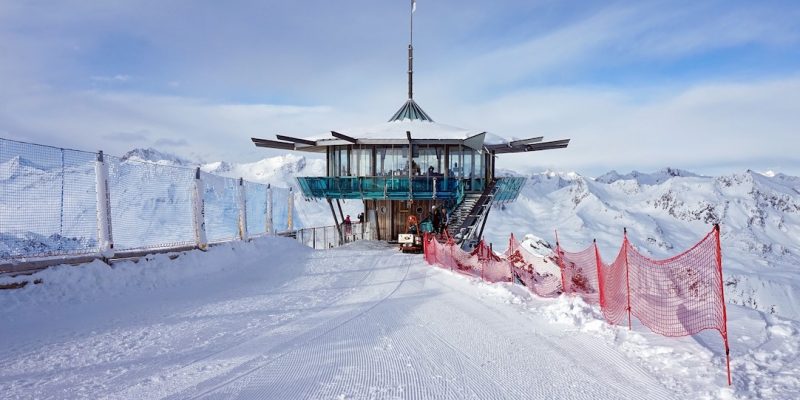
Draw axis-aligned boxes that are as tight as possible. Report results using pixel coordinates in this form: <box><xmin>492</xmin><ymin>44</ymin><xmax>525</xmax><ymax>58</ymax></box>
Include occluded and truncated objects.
<box><xmin>253</xmin><ymin>99</ymin><xmax>569</xmax><ymax>241</ymax></box>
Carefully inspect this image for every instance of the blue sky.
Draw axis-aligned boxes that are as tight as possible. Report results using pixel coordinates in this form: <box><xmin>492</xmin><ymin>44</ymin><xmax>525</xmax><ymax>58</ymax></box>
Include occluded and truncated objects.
<box><xmin>1</xmin><ymin>0</ymin><xmax>799</xmax><ymax>176</ymax></box>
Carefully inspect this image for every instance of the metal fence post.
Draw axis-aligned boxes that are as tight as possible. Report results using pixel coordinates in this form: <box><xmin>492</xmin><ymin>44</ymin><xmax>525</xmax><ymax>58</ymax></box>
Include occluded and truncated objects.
<box><xmin>266</xmin><ymin>184</ymin><xmax>273</xmax><ymax>235</ymax></box>
<box><xmin>287</xmin><ymin>187</ymin><xmax>294</xmax><ymax>231</ymax></box>
<box><xmin>237</xmin><ymin>177</ymin><xmax>248</xmax><ymax>241</ymax></box>
<box><xmin>94</xmin><ymin>150</ymin><xmax>114</xmax><ymax>257</ymax></box>
<box><xmin>192</xmin><ymin>167</ymin><xmax>208</xmax><ymax>250</ymax></box>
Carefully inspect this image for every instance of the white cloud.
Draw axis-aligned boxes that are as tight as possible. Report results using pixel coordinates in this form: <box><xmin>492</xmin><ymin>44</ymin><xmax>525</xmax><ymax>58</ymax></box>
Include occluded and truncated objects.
<box><xmin>91</xmin><ymin>74</ymin><xmax>131</xmax><ymax>83</ymax></box>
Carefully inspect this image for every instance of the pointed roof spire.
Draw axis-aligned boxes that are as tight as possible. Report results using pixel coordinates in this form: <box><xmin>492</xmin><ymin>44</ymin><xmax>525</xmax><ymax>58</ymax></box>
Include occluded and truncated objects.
<box><xmin>389</xmin><ymin>0</ymin><xmax>433</xmax><ymax>122</ymax></box>
<box><xmin>389</xmin><ymin>99</ymin><xmax>434</xmax><ymax>122</ymax></box>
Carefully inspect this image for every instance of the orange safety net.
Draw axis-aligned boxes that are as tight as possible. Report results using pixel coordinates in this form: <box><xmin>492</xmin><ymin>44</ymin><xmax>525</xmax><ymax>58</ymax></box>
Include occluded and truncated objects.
<box><xmin>555</xmin><ymin>226</ymin><xmax>731</xmax><ymax>385</ymax></box>
<box><xmin>555</xmin><ymin>243</ymin><xmax>601</xmax><ymax>304</ymax></box>
<box><xmin>423</xmin><ymin>225</ymin><xmax>731</xmax><ymax>385</ymax></box>
<box><xmin>505</xmin><ymin>234</ymin><xmax>561</xmax><ymax>297</ymax></box>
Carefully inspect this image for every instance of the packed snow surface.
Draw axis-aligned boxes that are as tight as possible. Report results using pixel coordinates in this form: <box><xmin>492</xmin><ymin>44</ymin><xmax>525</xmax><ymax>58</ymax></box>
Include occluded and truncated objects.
<box><xmin>2</xmin><ymin>237</ymin><xmax>797</xmax><ymax>399</ymax></box>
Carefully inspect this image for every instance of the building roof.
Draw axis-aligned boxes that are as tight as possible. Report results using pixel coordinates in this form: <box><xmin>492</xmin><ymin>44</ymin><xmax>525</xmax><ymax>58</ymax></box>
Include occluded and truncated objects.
<box><xmin>388</xmin><ymin>99</ymin><xmax>434</xmax><ymax>122</ymax></box>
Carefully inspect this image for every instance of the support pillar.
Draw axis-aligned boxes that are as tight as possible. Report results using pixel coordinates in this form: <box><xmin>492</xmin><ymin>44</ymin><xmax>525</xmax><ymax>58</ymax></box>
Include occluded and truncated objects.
<box><xmin>94</xmin><ymin>151</ymin><xmax>114</xmax><ymax>257</ymax></box>
<box><xmin>192</xmin><ymin>167</ymin><xmax>208</xmax><ymax>250</ymax></box>
<box><xmin>287</xmin><ymin>187</ymin><xmax>294</xmax><ymax>231</ymax></box>
<box><xmin>266</xmin><ymin>184</ymin><xmax>273</xmax><ymax>234</ymax></box>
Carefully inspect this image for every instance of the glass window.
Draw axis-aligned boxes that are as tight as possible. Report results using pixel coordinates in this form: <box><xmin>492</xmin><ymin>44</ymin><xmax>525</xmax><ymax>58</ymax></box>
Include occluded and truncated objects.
<box><xmin>377</xmin><ymin>145</ymin><xmax>408</xmax><ymax>176</ymax></box>
<box><xmin>448</xmin><ymin>146</ymin><xmax>464</xmax><ymax>178</ymax></box>
<box><xmin>351</xmin><ymin>146</ymin><xmax>371</xmax><ymax>176</ymax></box>
<box><xmin>339</xmin><ymin>147</ymin><xmax>349</xmax><ymax>176</ymax></box>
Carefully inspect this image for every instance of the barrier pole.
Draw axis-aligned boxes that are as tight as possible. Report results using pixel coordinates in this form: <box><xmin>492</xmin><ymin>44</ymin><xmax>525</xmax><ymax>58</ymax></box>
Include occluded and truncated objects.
<box><xmin>287</xmin><ymin>187</ymin><xmax>294</xmax><ymax>231</ymax></box>
<box><xmin>714</xmin><ymin>224</ymin><xmax>732</xmax><ymax>385</ymax></box>
<box><xmin>555</xmin><ymin>231</ymin><xmax>567</xmax><ymax>294</ymax></box>
<box><xmin>192</xmin><ymin>168</ymin><xmax>208</xmax><ymax>250</ymax></box>
<box><xmin>94</xmin><ymin>150</ymin><xmax>114</xmax><ymax>257</ymax></box>
<box><xmin>266</xmin><ymin>184</ymin><xmax>273</xmax><ymax>234</ymax></box>
<box><xmin>593</xmin><ymin>239</ymin><xmax>603</xmax><ymax>309</ymax></box>
<box><xmin>237</xmin><ymin>178</ymin><xmax>248</xmax><ymax>241</ymax></box>
<box><xmin>623</xmin><ymin>228</ymin><xmax>632</xmax><ymax>330</ymax></box>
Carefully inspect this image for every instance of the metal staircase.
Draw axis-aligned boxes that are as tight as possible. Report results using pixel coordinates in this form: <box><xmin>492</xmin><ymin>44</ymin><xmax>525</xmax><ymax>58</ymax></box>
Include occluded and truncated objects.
<box><xmin>446</xmin><ymin>180</ymin><xmax>497</xmax><ymax>249</ymax></box>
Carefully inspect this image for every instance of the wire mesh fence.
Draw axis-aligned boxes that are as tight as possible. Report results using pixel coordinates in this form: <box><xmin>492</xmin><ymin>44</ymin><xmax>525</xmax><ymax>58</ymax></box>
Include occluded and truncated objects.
<box><xmin>1</xmin><ymin>137</ymin><xmax>323</xmax><ymax>264</ymax></box>
<box><xmin>1</xmin><ymin>139</ymin><xmax>98</xmax><ymax>259</ymax></box>
<box><xmin>201</xmin><ymin>172</ymin><xmax>240</xmax><ymax>243</ymax></box>
<box><xmin>106</xmin><ymin>155</ymin><xmax>196</xmax><ymax>252</ymax></box>
<box><xmin>244</xmin><ymin>181</ymin><xmax>268</xmax><ymax>236</ymax></box>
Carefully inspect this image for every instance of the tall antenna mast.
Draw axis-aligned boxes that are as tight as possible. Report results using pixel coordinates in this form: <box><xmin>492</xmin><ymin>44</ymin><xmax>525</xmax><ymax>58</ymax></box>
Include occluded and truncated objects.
<box><xmin>408</xmin><ymin>0</ymin><xmax>415</xmax><ymax>100</ymax></box>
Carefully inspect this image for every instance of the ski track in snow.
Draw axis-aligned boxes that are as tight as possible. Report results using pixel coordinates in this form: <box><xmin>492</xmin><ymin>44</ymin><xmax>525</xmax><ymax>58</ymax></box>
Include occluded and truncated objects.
<box><xmin>1</xmin><ymin>238</ymin><xmax>795</xmax><ymax>399</ymax></box>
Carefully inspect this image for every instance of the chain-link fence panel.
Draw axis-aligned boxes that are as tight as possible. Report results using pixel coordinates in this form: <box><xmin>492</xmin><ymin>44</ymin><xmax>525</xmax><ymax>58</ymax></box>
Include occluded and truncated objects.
<box><xmin>202</xmin><ymin>172</ymin><xmax>239</xmax><ymax>243</ymax></box>
<box><xmin>106</xmin><ymin>156</ymin><xmax>196</xmax><ymax>251</ymax></box>
<box><xmin>1</xmin><ymin>139</ymin><xmax>98</xmax><ymax>260</ymax></box>
<box><xmin>244</xmin><ymin>181</ymin><xmax>267</xmax><ymax>236</ymax></box>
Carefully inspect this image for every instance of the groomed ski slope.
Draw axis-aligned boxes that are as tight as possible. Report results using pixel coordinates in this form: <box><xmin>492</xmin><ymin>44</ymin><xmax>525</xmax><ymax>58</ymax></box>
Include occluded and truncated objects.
<box><xmin>1</xmin><ymin>238</ymin><xmax>797</xmax><ymax>399</ymax></box>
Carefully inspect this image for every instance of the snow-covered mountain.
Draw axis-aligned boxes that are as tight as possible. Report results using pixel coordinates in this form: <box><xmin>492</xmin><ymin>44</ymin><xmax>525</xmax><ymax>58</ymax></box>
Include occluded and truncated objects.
<box><xmin>485</xmin><ymin>168</ymin><xmax>800</xmax><ymax>321</ymax></box>
<box><xmin>0</xmin><ymin>155</ymin><xmax>48</xmax><ymax>180</ymax></box>
<box><xmin>120</xmin><ymin>147</ymin><xmax>194</xmax><ymax>166</ymax></box>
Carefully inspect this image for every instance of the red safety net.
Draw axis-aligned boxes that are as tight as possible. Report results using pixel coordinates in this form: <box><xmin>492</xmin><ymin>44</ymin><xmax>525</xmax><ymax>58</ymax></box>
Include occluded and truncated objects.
<box><xmin>598</xmin><ymin>244</ymin><xmax>630</xmax><ymax>327</ymax></box>
<box><xmin>423</xmin><ymin>226</ymin><xmax>731</xmax><ymax>385</ymax></box>
<box><xmin>555</xmin><ymin>226</ymin><xmax>731</xmax><ymax>385</ymax></box>
<box><xmin>556</xmin><ymin>243</ymin><xmax>601</xmax><ymax>304</ymax></box>
<box><xmin>505</xmin><ymin>234</ymin><xmax>561</xmax><ymax>297</ymax></box>
<box><xmin>424</xmin><ymin>234</ymin><xmax>512</xmax><ymax>283</ymax></box>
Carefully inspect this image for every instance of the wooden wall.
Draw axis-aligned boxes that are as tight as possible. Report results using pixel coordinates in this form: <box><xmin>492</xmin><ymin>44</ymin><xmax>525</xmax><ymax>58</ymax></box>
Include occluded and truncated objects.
<box><xmin>365</xmin><ymin>199</ymin><xmax>444</xmax><ymax>241</ymax></box>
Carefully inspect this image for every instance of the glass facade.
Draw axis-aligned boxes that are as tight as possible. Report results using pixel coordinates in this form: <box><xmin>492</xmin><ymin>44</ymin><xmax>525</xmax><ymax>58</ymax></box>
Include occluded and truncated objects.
<box><xmin>327</xmin><ymin>144</ymin><xmax>486</xmax><ymax>191</ymax></box>
<box><xmin>375</xmin><ymin>145</ymin><xmax>409</xmax><ymax>176</ymax></box>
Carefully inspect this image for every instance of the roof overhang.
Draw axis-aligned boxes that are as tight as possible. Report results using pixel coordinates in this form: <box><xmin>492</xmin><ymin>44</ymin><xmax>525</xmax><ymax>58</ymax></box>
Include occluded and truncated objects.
<box><xmin>253</xmin><ymin>129</ymin><xmax>569</xmax><ymax>155</ymax></box>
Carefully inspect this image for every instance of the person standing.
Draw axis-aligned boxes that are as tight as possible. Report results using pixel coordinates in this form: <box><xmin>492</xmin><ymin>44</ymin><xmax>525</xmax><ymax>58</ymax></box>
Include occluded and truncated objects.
<box><xmin>343</xmin><ymin>215</ymin><xmax>352</xmax><ymax>236</ymax></box>
<box><xmin>439</xmin><ymin>207</ymin><xmax>449</xmax><ymax>234</ymax></box>
<box><xmin>431</xmin><ymin>205</ymin><xmax>441</xmax><ymax>235</ymax></box>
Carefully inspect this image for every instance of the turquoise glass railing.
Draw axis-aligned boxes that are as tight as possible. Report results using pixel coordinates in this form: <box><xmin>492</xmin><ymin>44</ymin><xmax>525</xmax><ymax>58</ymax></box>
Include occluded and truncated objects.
<box><xmin>492</xmin><ymin>177</ymin><xmax>527</xmax><ymax>203</ymax></box>
<box><xmin>296</xmin><ymin>176</ymin><xmax>466</xmax><ymax>200</ymax></box>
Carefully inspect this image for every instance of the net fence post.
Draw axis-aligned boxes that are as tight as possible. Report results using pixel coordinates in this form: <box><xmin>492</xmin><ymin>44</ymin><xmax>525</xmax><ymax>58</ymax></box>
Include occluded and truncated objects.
<box><xmin>192</xmin><ymin>167</ymin><xmax>208</xmax><ymax>250</ymax></box>
<box><xmin>714</xmin><ymin>224</ymin><xmax>732</xmax><ymax>385</ymax></box>
<box><xmin>624</xmin><ymin>227</ymin><xmax>632</xmax><ymax>330</ymax></box>
<box><xmin>555</xmin><ymin>230</ymin><xmax>566</xmax><ymax>294</ymax></box>
<box><xmin>94</xmin><ymin>150</ymin><xmax>114</xmax><ymax>257</ymax></box>
<box><xmin>287</xmin><ymin>187</ymin><xmax>294</xmax><ymax>231</ymax></box>
<box><xmin>237</xmin><ymin>177</ymin><xmax>248</xmax><ymax>241</ymax></box>
<box><xmin>593</xmin><ymin>239</ymin><xmax>603</xmax><ymax>309</ymax></box>
<box><xmin>266</xmin><ymin>184</ymin><xmax>273</xmax><ymax>235</ymax></box>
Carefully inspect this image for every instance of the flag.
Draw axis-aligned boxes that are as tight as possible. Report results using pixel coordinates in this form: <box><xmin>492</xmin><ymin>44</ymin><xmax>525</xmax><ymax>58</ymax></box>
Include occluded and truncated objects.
<box><xmin>412</xmin><ymin>0</ymin><xmax>417</xmax><ymax>13</ymax></box>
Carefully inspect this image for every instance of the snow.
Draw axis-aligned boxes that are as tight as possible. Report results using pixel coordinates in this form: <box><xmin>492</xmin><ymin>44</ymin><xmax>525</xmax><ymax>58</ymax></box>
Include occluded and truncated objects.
<box><xmin>304</xmin><ymin>119</ymin><xmax>507</xmax><ymax>145</ymax></box>
<box><xmin>1</xmin><ymin>237</ymin><xmax>797</xmax><ymax>398</ymax></box>
<box><xmin>3</xmin><ymin>146</ymin><xmax>800</xmax><ymax>398</ymax></box>
<box><xmin>486</xmin><ymin>169</ymin><xmax>800</xmax><ymax>321</ymax></box>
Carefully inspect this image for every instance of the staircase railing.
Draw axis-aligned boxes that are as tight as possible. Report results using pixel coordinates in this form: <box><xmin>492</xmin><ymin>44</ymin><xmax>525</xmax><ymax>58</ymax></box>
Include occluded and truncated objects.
<box><xmin>452</xmin><ymin>180</ymin><xmax>498</xmax><ymax>248</ymax></box>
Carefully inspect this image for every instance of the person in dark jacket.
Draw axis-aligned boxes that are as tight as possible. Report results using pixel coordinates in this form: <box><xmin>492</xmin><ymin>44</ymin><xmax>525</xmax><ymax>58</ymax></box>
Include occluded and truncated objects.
<box><xmin>431</xmin><ymin>205</ymin><xmax>441</xmax><ymax>234</ymax></box>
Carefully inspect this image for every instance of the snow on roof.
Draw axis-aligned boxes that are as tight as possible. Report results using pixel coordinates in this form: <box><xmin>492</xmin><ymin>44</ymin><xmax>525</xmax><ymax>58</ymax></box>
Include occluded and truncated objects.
<box><xmin>307</xmin><ymin>119</ymin><xmax>506</xmax><ymax>144</ymax></box>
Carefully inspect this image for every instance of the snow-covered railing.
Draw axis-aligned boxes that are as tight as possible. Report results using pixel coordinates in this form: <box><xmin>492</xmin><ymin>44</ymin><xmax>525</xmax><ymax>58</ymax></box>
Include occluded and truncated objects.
<box><xmin>424</xmin><ymin>226</ymin><xmax>732</xmax><ymax>385</ymax></box>
<box><xmin>0</xmin><ymin>137</ymin><xmax>294</xmax><ymax>272</ymax></box>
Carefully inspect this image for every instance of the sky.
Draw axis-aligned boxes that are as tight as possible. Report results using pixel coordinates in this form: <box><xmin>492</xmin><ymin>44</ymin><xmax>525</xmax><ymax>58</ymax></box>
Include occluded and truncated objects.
<box><xmin>1</xmin><ymin>0</ymin><xmax>799</xmax><ymax>177</ymax></box>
